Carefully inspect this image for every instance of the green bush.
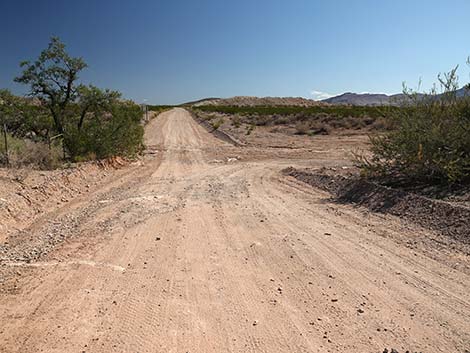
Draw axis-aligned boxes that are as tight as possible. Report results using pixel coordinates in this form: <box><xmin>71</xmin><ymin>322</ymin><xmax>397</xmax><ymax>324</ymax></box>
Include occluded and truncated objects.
<box><xmin>0</xmin><ymin>133</ymin><xmax>25</xmax><ymax>165</ymax></box>
<box><xmin>357</xmin><ymin>68</ymin><xmax>470</xmax><ymax>184</ymax></box>
<box><xmin>148</xmin><ymin>105</ymin><xmax>176</xmax><ymax>113</ymax></box>
<box><xmin>65</xmin><ymin>102</ymin><xmax>144</xmax><ymax>160</ymax></box>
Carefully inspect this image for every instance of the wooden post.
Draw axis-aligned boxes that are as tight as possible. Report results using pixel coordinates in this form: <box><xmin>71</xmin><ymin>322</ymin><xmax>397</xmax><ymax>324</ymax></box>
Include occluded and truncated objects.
<box><xmin>3</xmin><ymin>123</ymin><xmax>9</xmax><ymax>167</ymax></box>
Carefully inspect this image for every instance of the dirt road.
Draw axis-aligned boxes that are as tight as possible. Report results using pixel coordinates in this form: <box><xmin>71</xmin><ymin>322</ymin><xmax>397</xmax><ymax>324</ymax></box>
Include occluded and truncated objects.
<box><xmin>1</xmin><ymin>108</ymin><xmax>469</xmax><ymax>352</ymax></box>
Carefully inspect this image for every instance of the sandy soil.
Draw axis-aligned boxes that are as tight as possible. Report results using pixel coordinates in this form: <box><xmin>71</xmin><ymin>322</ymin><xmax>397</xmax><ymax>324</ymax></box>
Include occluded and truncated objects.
<box><xmin>0</xmin><ymin>108</ymin><xmax>469</xmax><ymax>353</ymax></box>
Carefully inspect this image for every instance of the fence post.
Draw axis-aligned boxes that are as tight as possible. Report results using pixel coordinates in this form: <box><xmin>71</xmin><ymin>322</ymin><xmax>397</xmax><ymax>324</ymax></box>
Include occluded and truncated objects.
<box><xmin>3</xmin><ymin>123</ymin><xmax>9</xmax><ymax>167</ymax></box>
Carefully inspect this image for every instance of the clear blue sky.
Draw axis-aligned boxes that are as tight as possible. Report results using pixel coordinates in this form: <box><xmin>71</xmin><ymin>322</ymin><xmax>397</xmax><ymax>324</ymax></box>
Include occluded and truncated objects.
<box><xmin>1</xmin><ymin>0</ymin><xmax>469</xmax><ymax>104</ymax></box>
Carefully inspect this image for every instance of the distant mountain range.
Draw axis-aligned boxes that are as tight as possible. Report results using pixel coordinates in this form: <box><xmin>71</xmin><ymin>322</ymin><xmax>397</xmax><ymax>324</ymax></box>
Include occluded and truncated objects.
<box><xmin>182</xmin><ymin>97</ymin><xmax>220</xmax><ymax>106</ymax></box>
<box><xmin>323</xmin><ymin>86</ymin><xmax>469</xmax><ymax>106</ymax></box>
<box><xmin>323</xmin><ymin>92</ymin><xmax>403</xmax><ymax>106</ymax></box>
<box><xmin>183</xmin><ymin>86</ymin><xmax>470</xmax><ymax>108</ymax></box>
<box><xmin>189</xmin><ymin>96</ymin><xmax>323</xmax><ymax>107</ymax></box>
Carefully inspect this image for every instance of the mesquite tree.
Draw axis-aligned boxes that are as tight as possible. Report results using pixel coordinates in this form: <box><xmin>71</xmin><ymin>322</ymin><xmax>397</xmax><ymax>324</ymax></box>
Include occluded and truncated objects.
<box><xmin>10</xmin><ymin>37</ymin><xmax>144</xmax><ymax>162</ymax></box>
<box><xmin>15</xmin><ymin>37</ymin><xmax>87</xmax><ymax>137</ymax></box>
<box><xmin>76</xmin><ymin>84</ymin><xmax>121</xmax><ymax>131</ymax></box>
<box><xmin>0</xmin><ymin>89</ymin><xmax>14</xmax><ymax>165</ymax></box>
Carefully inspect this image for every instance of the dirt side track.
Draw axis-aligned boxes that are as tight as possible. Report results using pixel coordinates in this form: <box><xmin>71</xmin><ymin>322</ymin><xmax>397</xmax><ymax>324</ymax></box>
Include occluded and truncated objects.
<box><xmin>0</xmin><ymin>108</ymin><xmax>469</xmax><ymax>353</ymax></box>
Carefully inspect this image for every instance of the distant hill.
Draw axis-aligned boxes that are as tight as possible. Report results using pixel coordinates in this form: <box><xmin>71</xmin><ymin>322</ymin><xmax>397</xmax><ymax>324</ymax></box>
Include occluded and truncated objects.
<box><xmin>184</xmin><ymin>87</ymin><xmax>469</xmax><ymax>108</ymax></box>
<box><xmin>191</xmin><ymin>96</ymin><xmax>326</xmax><ymax>107</ymax></box>
<box><xmin>323</xmin><ymin>87</ymin><xmax>469</xmax><ymax>106</ymax></box>
<box><xmin>456</xmin><ymin>86</ymin><xmax>469</xmax><ymax>98</ymax></box>
<box><xmin>181</xmin><ymin>97</ymin><xmax>220</xmax><ymax>106</ymax></box>
<box><xmin>323</xmin><ymin>93</ymin><xmax>393</xmax><ymax>106</ymax></box>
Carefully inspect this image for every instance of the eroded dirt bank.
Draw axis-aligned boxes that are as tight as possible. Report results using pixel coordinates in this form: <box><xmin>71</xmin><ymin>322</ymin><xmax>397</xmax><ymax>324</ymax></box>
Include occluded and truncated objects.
<box><xmin>283</xmin><ymin>167</ymin><xmax>470</xmax><ymax>245</ymax></box>
<box><xmin>0</xmin><ymin>158</ymin><xmax>131</xmax><ymax>241</ymax></box>
<box><xmin>1</xmin><ymin>108</ymin><xmax>469</xmax><ymax>353</ymax></box>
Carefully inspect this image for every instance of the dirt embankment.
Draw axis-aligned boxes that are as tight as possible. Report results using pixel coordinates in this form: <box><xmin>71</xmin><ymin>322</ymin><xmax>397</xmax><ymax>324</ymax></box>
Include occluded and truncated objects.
<box><xmin>188</xmin><ymin>110</ymin><xmax>245</xmax><ymax>146</ymax></box>
<box><xmin>0</xmin><ymin>158</ymin><xmax>129</xmax><ymax>241</ymax></box>
<box><xmin>283</xmin><ymin>167</ymin><xmax>470</xmax><ymax>246</ymax></box>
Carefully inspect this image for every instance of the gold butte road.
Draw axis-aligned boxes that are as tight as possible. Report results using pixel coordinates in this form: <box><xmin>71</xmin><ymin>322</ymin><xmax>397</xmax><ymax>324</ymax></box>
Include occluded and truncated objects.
<box><xmin>1</xmin><ymin>108</ymin><xmax>469</xmax><ymax>352</ymax></box>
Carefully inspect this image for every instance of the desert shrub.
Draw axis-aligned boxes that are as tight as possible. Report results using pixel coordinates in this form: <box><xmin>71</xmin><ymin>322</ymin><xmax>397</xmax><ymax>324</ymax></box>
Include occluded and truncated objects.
<box><xmin>231</xmin><ymin>115</ymin><xmax>242</xmax><ymax>128</ymax></box>
<box><xmin>0</xmin><ymin>134</ymin><xmax>61</xmax><ymax>169</ymax></box>
<box><xmin>148</xmin><ymin>105</ymin><xmax>176</xmax><ymax>114</ymax></box>
<box><xmin>295</xmin><ymin>121</ymin><xmax>311</xmax><ymax>135</ymax></box>
<box><xmin>65</xmin><ymin>102</ymin><xmax>144</xmax><ymax>160</ymax></box>
<box><xmin>310</xmin><ymin>122</ymin><xmax>330</xmax><ymax>135</ymax></box>
<box><xmin>194</xmin><ymin>105</ymin><xmax>388</xmax><ymax>133</ymax></box>
<box><xmin>0</xmin><ymin>90</ymin><xmax>54</xmax><ymax>142</ymax></box>
<box><xmin>194</xmin><ymin>104</ymin><xmax>391</xmax><ymax>119</ymax></box>
<box><xmin>363</xmin><ymin>116</ymin><xmax>375</xmax><ymax>126</ymax></box>
<box><xmin>371</xmin><ymin>117</ymin><xmax>393</xmax><ymax>130</ymax></box>
<box><xmin>245</xmin><ymin>124</ymin><xmax>255</xmax><ymax>135</ymax></box>
<box><xmin>352</xmin><ymin>117</ymin><xmax>367</xmax><ymax>129</ymax></box>
<box><xmin>357</xmin><ymin>68</ymin><xmax>470</xmax><ymax>184</ymax></box>
<box><xmin>324</xmin><ymin>119</ymin><xmax>337</xmax><ymax>129</ymax></box>
<box><xmin>211</xmin><ymin>117</ymin><xmax>224</xmax><ymax>130</ymax></box>
<box><xmin>252</xmin><ymin>115</ymin><xmax>272</xmax><ymax>126</ymax></box>
<box><xmin>276</xmin><ymin>115</ymin><xmax>290</xmax><ymax>125</ymax></box>
<box><xmin>336</xmin><ymin>116</ymin><xmax>366</xmax><ymax>130</ymax></box>
<box><xmin>15</xmin><ymin>141</ymin><xmax>62</xmax><ymax>169</ymax></box>
<box><xmin>201</xmin><ymin>114</ymin><xmax>214</xmax><ymax>122</ymax></box>
<box><xmin>0</xmin><ymin>133</ymin><xmax>25</xmax><ymax>165</ymax></box>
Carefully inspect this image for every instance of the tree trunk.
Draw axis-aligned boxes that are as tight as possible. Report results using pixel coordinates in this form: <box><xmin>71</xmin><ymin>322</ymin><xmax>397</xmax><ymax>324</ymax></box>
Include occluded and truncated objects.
<box><xmin>3</xmin><ymin>123</ymin><xmax>9</xmax><ymax>167</ymax></box>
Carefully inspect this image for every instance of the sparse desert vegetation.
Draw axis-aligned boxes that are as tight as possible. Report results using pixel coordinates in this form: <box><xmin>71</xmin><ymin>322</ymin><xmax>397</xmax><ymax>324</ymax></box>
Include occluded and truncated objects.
<box><xmin>191</xmin><ymin>104</ymin><xmax>393</xmax><ymax>139</ymax></box>
<box><xmin>148</xmin><ymin>105</ymin><xmax>177</xmax><ymax>114</ymax></box>
<box><xmin>194</xmin><ymin>103</ymin><xmax>393</xmax><ymax>119</ymax></box>
<box><xmin>357</xmin><ymin>67</ymin><xmax>470</xmax><ymax>186</ymax></box>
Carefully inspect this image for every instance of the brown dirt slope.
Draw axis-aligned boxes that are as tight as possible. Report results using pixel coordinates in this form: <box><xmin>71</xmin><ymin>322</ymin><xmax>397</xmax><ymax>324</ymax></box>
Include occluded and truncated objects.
<box><xmin>0</xmin><ymin>158</ymin><xmax>132</xmax><ymax>242</ymax></box>
<box><xmin>283</xmin><ymin>167</ymin><xmax>470</xmax><ymax>245</ymax></box>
